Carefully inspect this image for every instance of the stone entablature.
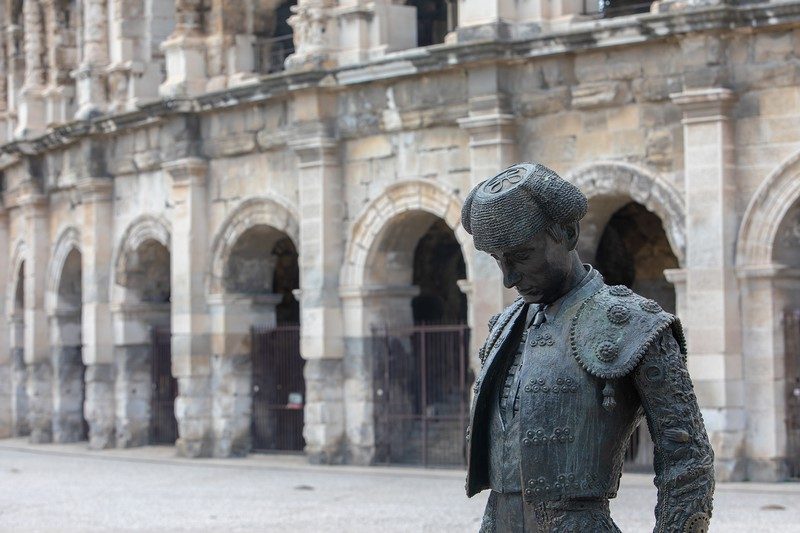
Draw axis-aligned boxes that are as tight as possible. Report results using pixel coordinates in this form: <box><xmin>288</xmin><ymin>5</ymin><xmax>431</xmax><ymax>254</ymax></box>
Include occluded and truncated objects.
<box><xmin>0</xmin><ymin>0</ymin><xmax>799</xmax><ymax>482</ymax></box>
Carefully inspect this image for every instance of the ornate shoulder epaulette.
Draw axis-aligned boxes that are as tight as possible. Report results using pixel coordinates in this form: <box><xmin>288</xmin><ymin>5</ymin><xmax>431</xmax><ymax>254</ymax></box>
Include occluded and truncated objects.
<box><xmin>479</xmin><ymin>298</ymin><xmax>525</xmax><ymax>366</ymax></box>
<box><xmin>570</xmin><ymin>285</ymin><xmax>686</xmax><ymax>406</ymax></box>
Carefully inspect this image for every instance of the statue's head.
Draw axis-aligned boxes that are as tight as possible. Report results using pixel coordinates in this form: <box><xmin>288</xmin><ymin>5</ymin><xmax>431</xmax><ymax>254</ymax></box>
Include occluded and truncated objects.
<box><xmin>461</xmin><ymin>162</ymin><xmax>588</xmax><ymax>304</ymax></box>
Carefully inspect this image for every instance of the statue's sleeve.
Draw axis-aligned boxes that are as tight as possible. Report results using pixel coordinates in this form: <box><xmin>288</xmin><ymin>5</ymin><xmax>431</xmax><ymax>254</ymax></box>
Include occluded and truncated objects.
<box><xmin>632</xmin><ymin>329</ymin><xmax>715</xmax><ymax>533</ymax></box>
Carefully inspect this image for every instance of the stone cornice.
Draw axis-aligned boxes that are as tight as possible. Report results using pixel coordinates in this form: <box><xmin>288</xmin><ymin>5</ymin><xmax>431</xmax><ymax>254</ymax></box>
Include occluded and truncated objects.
<box><xmin>0</xmin><ymin>2</ymin><xmax>798</xmax><ymax>163</ymax></box>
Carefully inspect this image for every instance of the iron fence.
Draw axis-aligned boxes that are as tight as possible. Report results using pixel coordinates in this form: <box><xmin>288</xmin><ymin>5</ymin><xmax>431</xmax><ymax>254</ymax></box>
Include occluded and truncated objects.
<box><xmin>150</xmin><ymin>327</ymin><xmax>178</xmax><ymax>445</ymax></box>
<box><xmin>785</xmin><ymin>309</ymin><xmax>800</xmax><ymax>478</ymax></box>
<box><xmin>251</xmin><ymin>324</ymin><xmax>305</xmax><ymax>452</ymax></box>
<box><xmin>582</xmin><ymin>0</ymin><xmax>652</xmax><ymax>17</ymax></box>
<box><xmin>255</xmin><ymin>34</ymin><xmax>295</xmax><ymax>74</ymax></box>
<box><xmin>373</xmin><ymin>323</ymin><xmax>471</xmax><ymax>468</ymax></box>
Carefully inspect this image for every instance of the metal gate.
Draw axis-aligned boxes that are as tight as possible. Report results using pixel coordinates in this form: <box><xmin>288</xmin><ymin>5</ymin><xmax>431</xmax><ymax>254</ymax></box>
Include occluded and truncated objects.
<box><xmin>150</xmin><ymin>327</ymin><xmax>178</xmax><ymax>445</ymax></box>
<box><xmin>373</xmin><ymin>323</ymin><xmax>471</xmax><ymax>467</ymax></box>
<box><xmin>785</xmin><ymin>310</ymin><xmax>800</xmax><ymax>478</ymax></box>
<box><xmin>251</xmin><ymin>324</ymin><xmax>305</xmax><ymax>452</ymax></box>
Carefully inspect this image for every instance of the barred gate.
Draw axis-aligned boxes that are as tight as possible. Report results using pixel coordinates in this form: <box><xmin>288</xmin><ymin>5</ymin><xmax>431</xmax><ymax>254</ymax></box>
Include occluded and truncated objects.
<box><xmin>373</xmin><ymin>323</ymin><xmax>471</xmax><ymax>467</ymax></box>
<box><xmin>150</xmin><ymin>327</ymin><xmax>178</xmax><ymax>445</ymax></box>
<box><xmin>785</xmin><ymin>310</ymin><xmax>800</xmax><ymax>478</ymax></box>
<box><xmin>251</xmin><ymin>324</ymin><xmax>305</xmax><ymax>452</ymax></box>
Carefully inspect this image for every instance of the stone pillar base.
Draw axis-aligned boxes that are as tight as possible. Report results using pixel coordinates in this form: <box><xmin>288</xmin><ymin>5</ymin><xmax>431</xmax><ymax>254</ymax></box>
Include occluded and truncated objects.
<box><xmin>114</xmin><ymin>345</ymin><xmax>151</xmax><ymax>448</ymax></box>
<box><xmin>0</xmin><ymin>361</ymin><xmax>11</xmax><ymax>438</ymax></box>
<box><xmin>211</xmin><ymin>353</ymin><xmax>251</xmax><ymax>458</ymax></box>
<box><xmin>11</xmin><ymin>347</ymin><xmax>29</xmax><ymax>437</ymax></box>
<box><xmin>342</xmin><ymin>336</ymin><xmax>376</xmax><ymax>466</ymax></box>
<box><xmin>26</xmin><ymin>361</ymin><xmax>53</xmax><ymax>443</ymax></box>
<box><xmin>175</xmin><ymin>375</ymin><xmax>213</xmax><ymax>458</ymax></box>
<box><xmin>304</xmin><ymin>359</ymin><xmax>345</xmax><ymax>464</ymax></box>
<box><xmin>85</xmin><ymin>363</ymin><xmax>115</xmax><ymax>449</ymax></box>
<box><xmin>745</xmin><ymin>458</ymin><xmax>791</xmax><ymax>482</ymax></box>
<box><xmin>52</xmin><ymin>346</ymin><xmax>86</xmax><ymax>443</ymax></box>
<box><xmin>714</xmin><ymin>457</ymin><xmax>747</xmax><ymax>482</ymax></box>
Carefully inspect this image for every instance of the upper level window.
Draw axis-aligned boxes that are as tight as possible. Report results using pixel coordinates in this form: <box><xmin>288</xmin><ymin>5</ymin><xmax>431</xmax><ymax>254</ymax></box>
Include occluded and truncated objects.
<box><xmin>584</xmin><ymin>0</ymin><xmax>652</xmax><ymax>18</ymax></box>
<box><xmin>256</xmin><ymin>0</ymin><xmax>296</xmax><ymax>74</ymax></box>
<box><xmin>406</xmin><ymin>0</ymin><xmax>457</xmax><ymax>47</ymax></box>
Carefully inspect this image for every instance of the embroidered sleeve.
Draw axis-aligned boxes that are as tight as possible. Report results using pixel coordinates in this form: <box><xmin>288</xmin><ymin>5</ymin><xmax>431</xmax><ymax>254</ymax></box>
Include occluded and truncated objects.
<box><xmin>633</xmin><ymin>330</ymin><xmax>715</xmax><ymax>533</ymax></box>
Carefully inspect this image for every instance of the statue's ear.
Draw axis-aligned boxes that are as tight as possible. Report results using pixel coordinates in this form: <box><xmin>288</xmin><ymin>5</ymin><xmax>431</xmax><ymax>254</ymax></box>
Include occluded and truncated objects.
<box><xmin>565</xmin><ymin>221</ymin><xmax>580</xmax><ymax>251</ymax></box>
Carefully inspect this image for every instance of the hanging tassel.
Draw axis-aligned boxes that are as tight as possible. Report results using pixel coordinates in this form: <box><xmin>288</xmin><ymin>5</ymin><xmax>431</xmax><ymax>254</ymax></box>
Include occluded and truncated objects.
<box><xmin>602</xmin><ymin>380</ymin><xmax>617</xmax><ymax>412</ymax></box>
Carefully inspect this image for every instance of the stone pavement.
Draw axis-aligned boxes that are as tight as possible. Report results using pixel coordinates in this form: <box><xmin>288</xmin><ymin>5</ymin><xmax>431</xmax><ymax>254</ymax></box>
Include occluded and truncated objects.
<box><xmin>0</xmin><ymin>439</ymin><xmax>797</xmax><ymax>532</ymax></box>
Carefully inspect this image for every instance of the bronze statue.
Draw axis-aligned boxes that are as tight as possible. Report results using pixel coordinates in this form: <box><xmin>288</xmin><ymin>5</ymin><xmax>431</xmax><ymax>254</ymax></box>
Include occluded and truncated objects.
<box><xmin>462</xmin><ymin>162</ymin><xmax>714</xmax><ymax>532</ymax></box>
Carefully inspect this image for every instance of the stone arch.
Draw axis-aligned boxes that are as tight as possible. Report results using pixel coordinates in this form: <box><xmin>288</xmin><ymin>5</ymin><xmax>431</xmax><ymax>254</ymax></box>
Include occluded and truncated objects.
<box><xmin>566</xmin><ymin>161</ymin><xmax>686</xmax><ymax>266</ymax></box>
<box><xmin>737</xmin><ymin>150</ymin><xmax>800</xmax><ymax>268</ymax></box>
<box><xmin>341</xmin><ymin>179</ymin><xmax>471</xmax><ymax>290</ymax></box>
<box><xmin>46</xmin><ymin>226</ymin><xmax>81</xmax><ymax>315</ymax></box>
<box><xmin>208</xmin><ymin>196</ymin><xmax>300</xmax><ymax>296</ymax></box>
<box><xmin>111</xmin><ymin>214</ymin><xmax>171</xmax><ymax>297</ymax></box>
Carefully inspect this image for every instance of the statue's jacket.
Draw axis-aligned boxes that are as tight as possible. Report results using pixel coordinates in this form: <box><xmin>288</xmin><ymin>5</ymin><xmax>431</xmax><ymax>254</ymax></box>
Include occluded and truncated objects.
<box><xmin>466</xmin><ymin>269</ymin><xmax>715</xmax><ymax>532</ymax></box>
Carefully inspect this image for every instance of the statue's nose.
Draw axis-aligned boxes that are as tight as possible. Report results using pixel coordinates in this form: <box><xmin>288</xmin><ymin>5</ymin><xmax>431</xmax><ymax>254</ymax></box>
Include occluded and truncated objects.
<box><xmin>503</xmin><ymin>268</ymin><xmax>522</xmax><ymax>289</ymax></box>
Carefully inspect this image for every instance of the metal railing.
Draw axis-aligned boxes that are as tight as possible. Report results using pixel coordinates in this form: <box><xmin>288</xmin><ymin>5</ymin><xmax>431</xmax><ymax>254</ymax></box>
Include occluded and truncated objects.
<box><xmin>254</xmin><ymin>34</ymin><xmax>295</xmax><ymax>74</ymax></box>
<box><xmin>583</xmin><ymin>0</ymin><xmax>653</xmax><ymax>17</ymax></box>
<box><xmin>150</xmin><ymin>326</ymin><xmax>178</xmax><ymax>445</ymax></box>
<box><xmin>785</xmin><ymin>309</ymin><xmax>800</xmax><ymax>479</ymax></box>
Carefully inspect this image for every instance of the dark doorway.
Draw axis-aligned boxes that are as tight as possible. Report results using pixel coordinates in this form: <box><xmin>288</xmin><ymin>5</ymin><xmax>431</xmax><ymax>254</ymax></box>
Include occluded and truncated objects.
<box><xmin>406</xmin><ymin>0</ymin><xmax>456</xmax><ymax>47</ymax></box>
<box><xmin>411</xmin><ymin>218</ymin><xmax>467</xmax><ymax>324</ymax></box>
<box><xmin>251</xmin><ymin>324</ymin><xmax>305</xmax><ymax>452</ymax></box>
<box><xmin>149</xmin><ymin>327</ymin><xmax>178</xmax><ymax>445</ymax></box>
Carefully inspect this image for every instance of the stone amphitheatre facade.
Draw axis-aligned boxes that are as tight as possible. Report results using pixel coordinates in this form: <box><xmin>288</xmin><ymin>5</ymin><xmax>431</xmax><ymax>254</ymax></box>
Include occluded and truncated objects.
<box><xmin>1</xmin><ymin>0</ymin><xmax>800</xmax><ymax>482</ymax></box>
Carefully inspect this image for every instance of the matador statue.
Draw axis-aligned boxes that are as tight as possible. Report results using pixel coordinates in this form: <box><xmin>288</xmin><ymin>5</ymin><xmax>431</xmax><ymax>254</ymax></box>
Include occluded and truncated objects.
<box><xmin>462</xmin><ymin>162</ymin><xmax>715</xmax><ymax>532</ymax></box>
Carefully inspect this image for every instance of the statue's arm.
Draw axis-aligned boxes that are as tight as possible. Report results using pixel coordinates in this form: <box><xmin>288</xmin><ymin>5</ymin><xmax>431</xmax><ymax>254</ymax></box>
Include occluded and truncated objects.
<box><xmin>632</xmin><ymin>329</ymin><xmax>715</xmax><ymax>533</ymax></box>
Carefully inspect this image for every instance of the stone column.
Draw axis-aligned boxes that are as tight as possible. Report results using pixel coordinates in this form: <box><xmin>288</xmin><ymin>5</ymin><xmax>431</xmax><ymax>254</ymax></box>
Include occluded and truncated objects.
<box><xmin>286</xmin><ymin>0</ymin><xmax>338</xmax><ymax>71</ymax></box>
<box><xmin>457</xmin><ymin>65</ymin><xmax>516</xmax><ymax>371</ymax></box>
<box><xmin>49</xmin><ymin>308</ymin><xmax>85</xmax><ymax>443</ymax></box>
<box><xmin>737</xmin><ymin>264</ymin><xmax>797</xmax><ymax>481</ymax></box>
<box><xmin>0</xmin><ymin>207</ymin><xmax>9</xmax><ymax>438</ymax></box>
<box><xmin>159</xmin><ymin>0</ymin><xmax>208</xmax><ymax>97</ymax></box>
<box><xmin>21</xmin><ymin>192</ymin><xmax>52</xmax><ymax>443</ymax></box>
<box><xmin>73</xmin><ymin>0</ymin><xmax>108</xmax><ymax>119</ymax></box>
<box><xmin>334</xmin><ymin>0</ymin><xmax>416</xmax><ymax>66</ymax></box>
<box><xmin>671</xmin><ymin>87</ymin><xmax>744</xmax><ymax>481</ymax></box>
<box><xmin>165</xmin><ymin>157</ymin><xmax>213</xmax><ymax>457</ymax></box>
<box><xmin>77</xmin><ymin>177</ymin><xmax>115</xmax><ymax>449</ymax></box>
<box><xmin>664</xmin><ymin>267</ymin><xmax>688</xmax><ymax>321</ymax></box>
<box><xmin>15</xmin><ymin>0</ymin><xmax>46</xmax><ymax>137</ymax></box>
<box><xmin>289</xmin><ymin>93</ymin><xmax>345</xmax><ymax>463</ymax></box>
<box><xmin>41</xmin><ymin>0</ymin><xmax>76</xmax><ymax>125</ymax></box>
<box><xmin>106</xmin><ymin>0</ymin><xmax>162</xmax><ymax>111</ymax></box>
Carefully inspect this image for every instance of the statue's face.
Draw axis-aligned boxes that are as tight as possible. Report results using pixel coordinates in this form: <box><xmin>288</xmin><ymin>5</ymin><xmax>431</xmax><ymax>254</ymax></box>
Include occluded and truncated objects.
<box><xmin>485</xmin><ymin>228</ymin><xmax>574</xmax><ymax>304</ymax></box>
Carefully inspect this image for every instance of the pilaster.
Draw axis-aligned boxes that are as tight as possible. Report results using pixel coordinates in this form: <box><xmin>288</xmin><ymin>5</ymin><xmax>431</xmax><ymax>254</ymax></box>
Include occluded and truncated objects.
<box><xmin>0</xmin><ymin>207</ymin><xmax>9</xmax><ymax>438</ymax></box>
<box><xmin>736</xmin><ymin>264</ymin><xmax>798</xmax><ymax>481</ymax></box>
<box><xmin>15</xmin><ymin>0</ymin><xmax>46</xmax><ymax>137</ymax></box>
<box><xmin>76</xmin><ymin>177</ymin><xmax>115</xmax><ymax>448</ymax></box>
<box><xmin>159</xmin><ymin>0</ymin><xmax>208</xmax><ymax>98</ymax></box>
<box><xmin>671</xmin><ymin>87</ymin><xmax>745</xmax><ymax>481</ymax></box>
<box><xmin>332</xmin><ymin>0</ymin><xmax>416</xmax><ymax>66</ymax></box>
<box><xmin>289</xmin><ymin>89</ymin><xmax>345</xmax><ymax>462</ymax></box>
<box><xmin>165</xmin><ymin>157</ymin><xmax>213</xmax><ymax>457</ymax></box>
<box><xmin>457</xmin><ymin>65</ymin><xmax>516</xmax><ymax>372</ymax></box>
<box><xmin>73</xmin><ymin>0</ymin><xmax>109</xmax><ymax>119</ymax></box>
<box><xmin>21</xmin><ymin>191</ymin><xmax>51</xmax><ymax>443</ymax></box>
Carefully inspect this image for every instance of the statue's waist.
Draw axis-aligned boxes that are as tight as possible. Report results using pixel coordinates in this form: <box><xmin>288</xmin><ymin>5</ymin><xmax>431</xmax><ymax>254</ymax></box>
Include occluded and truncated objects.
<box><xmin>494</xmin><ymin>494</ymin><xmax>610</xmax><ymax>511</ymax></box>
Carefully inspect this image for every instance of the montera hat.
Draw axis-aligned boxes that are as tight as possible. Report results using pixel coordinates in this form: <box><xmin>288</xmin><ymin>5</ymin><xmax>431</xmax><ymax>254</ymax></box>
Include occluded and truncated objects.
<box><xmin>461</xmin><ymin>162</ymin><xmax>588</xmax><ymax>251</ymax></box>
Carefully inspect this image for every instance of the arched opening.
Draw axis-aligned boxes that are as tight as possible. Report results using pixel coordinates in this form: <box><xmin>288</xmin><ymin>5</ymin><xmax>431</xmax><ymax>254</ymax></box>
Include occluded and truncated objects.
<box><xmin>774</xmin><ymin>199</ymin><xmax>800</xmax><ymax>478</ymax></box>
<box><xmin>51</xmin><ymin>247</ymin><xmax>88</xmax><ymax>442</ymax></box>
<box><xmin>592</xmin><ymin>201</ymin><xmax>679</xmax><ymax>471</ymax></box>
<box><xmin>10</xmin><ymin>261</ymin><xmax>28</xmax><ymax>437</ymax></box>
<box><xmin>406</xmin><ymin>0</ymin><xmax>457</xmax><ymax>47</ymax></box>
<box><xmin>256</xmin><ymin>0</ymin><xmax>297</xmax><ymax>73</ymax></box>
<box><xmin>216</xmin><ymin>224</ymin><xmax>302</xmax><ymax>455</ymax></box>
<box><xmin>114</xmin><ymin>238</ymin><xmax>174</xmax><ymax>447</ymax></box>
<box><xmin>370</xmin><ymin>211</ymin><xmax>471</xmax><ymax>466</ymax></box>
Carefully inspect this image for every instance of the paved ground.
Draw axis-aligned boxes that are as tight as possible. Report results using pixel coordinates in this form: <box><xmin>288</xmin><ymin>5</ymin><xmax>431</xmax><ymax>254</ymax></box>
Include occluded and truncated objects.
<box><xmin>0</xmin><ymin>439</ymin><xmax>798</xmax><ymax>532</ymax></box>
